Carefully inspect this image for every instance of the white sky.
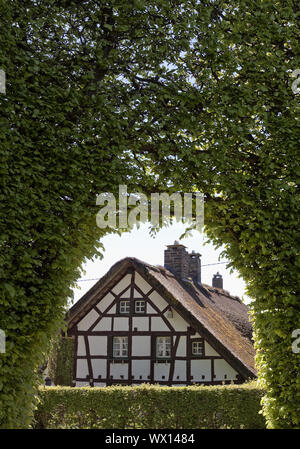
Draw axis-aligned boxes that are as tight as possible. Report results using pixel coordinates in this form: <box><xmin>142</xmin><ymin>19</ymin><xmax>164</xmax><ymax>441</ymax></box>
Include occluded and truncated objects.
<box><xmin>71</xmin><ymin>221</ymin><xmax>251</xmax><ymax>305</ymax></box>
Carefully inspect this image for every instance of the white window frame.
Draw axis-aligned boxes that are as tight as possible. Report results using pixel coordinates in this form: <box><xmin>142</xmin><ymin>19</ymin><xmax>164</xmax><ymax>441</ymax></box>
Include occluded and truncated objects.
<box><xmin>134</xmin><ymin>300</ymin><xmax>146</xmax><ymax>314</ymax></box>
<box><xmin>119</xmin><ymin>300</ymin><xmax>130</xmax><ymax>314</ymax></box>
<box><xmin>156</xmin><ymin>336</ymin><xmax>171</xmax><ymax>358</ymax></box>
<box><xmin>192</xmin><ymin>340</ymin><xmax>204</xmax><ymax>356</ymax></box>
<box><xmin>112</xmin><ymin>336</ymin><xmax>128</xmax><ymax>358</ymax></box>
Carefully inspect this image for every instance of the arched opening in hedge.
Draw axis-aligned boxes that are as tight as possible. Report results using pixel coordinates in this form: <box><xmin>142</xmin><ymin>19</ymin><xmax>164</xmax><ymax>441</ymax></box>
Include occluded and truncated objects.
<box><xmin>0</xmin><ymin>0</ymin><xmax>298</xmax><ymax>429</ymax></box>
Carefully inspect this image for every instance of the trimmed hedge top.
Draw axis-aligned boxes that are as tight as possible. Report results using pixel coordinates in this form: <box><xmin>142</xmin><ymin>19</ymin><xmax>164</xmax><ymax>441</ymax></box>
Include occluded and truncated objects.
<box><xmin>35</xmin><ymin>382</ymin><xmax>265</xmax><ymax>429</ymax></box>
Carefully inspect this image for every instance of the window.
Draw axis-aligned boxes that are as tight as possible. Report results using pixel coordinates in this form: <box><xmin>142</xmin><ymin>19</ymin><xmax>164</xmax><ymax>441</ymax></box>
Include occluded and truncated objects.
<box><xmin>156</xmin><ymin>336</ymin><xmax>171</xmax><ymax>358</ymax></box>
<box><xmin>134</xmin><ymin>300</ymin><xmax>146</xmax><ymax>314</ymax></box>
<box><xmin>191</xmin><ymin>340</ymin><xmax>204</xmax><ymax>356</ymax></box>
<box><xmin>112</xmin><ymin>336</ymin><xmax>128</xmax><ymax>358</ymax></box>
<box><xmin>119</xmin><ymin>300</ymin><xmax>130</xmax><ymax>314</ymax></box>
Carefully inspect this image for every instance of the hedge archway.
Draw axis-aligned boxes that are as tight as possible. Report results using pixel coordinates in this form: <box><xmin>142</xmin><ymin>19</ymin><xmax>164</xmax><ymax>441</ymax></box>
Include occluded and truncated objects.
<box><xmin>0</xmin><ymin>0</ymin><xmax>299</xmax><ymax>428</ymax></box>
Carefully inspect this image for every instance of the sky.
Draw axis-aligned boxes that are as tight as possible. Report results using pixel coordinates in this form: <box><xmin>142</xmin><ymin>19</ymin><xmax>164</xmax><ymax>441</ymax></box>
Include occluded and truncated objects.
<box><xmin>71</xmin><ymin>221</ymin><xmax>251</xmax><ymax>305</ymax></box>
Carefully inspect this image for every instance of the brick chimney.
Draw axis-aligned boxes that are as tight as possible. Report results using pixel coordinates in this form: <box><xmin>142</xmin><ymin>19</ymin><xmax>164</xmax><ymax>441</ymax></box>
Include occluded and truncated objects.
<box><xmin>212</xmin><ymin>272</ymin><xmax>223</xmax><ymax>289</ymax></box>
<box><xmin>164</xmin><ymin>242</ymin><xmax>201</xmax><ymax>284</ymax></box>
<box><xmin>164</xmin><ymin>241</ymin><xmax>190</xmax><ymax>280</ymax></box>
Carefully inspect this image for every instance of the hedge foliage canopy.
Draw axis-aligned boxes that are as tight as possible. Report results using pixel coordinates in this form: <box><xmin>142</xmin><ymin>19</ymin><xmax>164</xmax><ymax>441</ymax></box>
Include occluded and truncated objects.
<box><xmin>0</xmin><ymin>0</ymin><xmax>299</xmax><ymax>429</ymax></box>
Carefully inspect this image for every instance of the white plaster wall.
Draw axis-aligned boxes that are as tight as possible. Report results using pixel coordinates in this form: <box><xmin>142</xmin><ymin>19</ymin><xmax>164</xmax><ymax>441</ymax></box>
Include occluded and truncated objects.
<box><xmin>151</xmin><ymin>316</ymin><xmax>170</xmax><ymax>331</ymax></box>
<box><xmin>168</xmin><ymin>310</ymin><xmax>188</xmax><ymax>332</ymax></box>
<box><xmin>154</xmin><ymin>363</ymin><xmax>170</xmax><ymax>381</ymax></box>
<box><xmin>146</xmin><ymin>303</ymin><xmax>157</xmax><ymax>314</ymax></box>
<box><xmin>149</xmin><ymin>291</ymin><xmax>168</xmax><ymax>311</ymax></box>
<box><xmin>175</xmin><ymin>336</ymin><xmax>186</xmax><ymax>357</ymax></box>
<box><xmin>107</xmin><ymin>304</ymin><xmax>116</xmax><ymax>314</ymax></box>
<box><xmin>205</xmin><ymin>342</ymin><xmax>220</xmax><ymax>357</ymax></box>
<box><xmin>110</xmin><ymin>362</ymin><xmax>128</xmax><ymax>379</ymax></box>
<box><xmin>191</xmin><ymin>359</ymin><xmax>211</xmax><ymax>382</ymax></box>
<box><xmin>114</xmin><ymin>317</ymin><xmax>129</xmax><ymax>331</ymax></box>
<box><xmin>121</xmin><ymin>287</ymin><xmax>131</xmax><ymax>298</ymax></box>
<box><xmin>93</xmin><ymin>317</ymin><xmax>112</xmax><ymax>332</ymax></box>
<box><xmin>88</xmin><ymin>336</ymin><xmax>107</xmax><ymax>356</ymax></box>
<box><xmin>133</xmin><ymin>288</ymin><xmax>143</xmax><ymax>298</ymax></box>
<box><xmin>214</xmin><ymin>359</ymin><xmax>238</xmax><ymax>381</ymax></box>
<box><xmin>94</xmin><ymin>382</ymin><xmax>106</xmax><ymax>387</ymax></box>
<box><xmin>76</xmin><ymin>381</ymin><xmax>90</xmax><ymax>387</ymax></box>
<box><xmin>135</xmin><ymin>272</ymin><xmax>152</xmax><ymax>293</ymax></box>
<box><xmin>173</xmin><ymin>360</ymin><xmax>186</xmax><ymax>381</ymax></box>
<box><xmin>132</xmin><ymin>316</ymin><xmax>149</xmax><ymax>332</ymax></box>
<box><xmin>76</xmin><ymin>359</ymin><xmax>89</xmax><ymax>378</ymax></box>
<box><xmin>132</xmin><ymin>360</ymin><xmax>150</xmax><ymax>380</ymax></box>
<box><xmin>91</xmin><ymin>359</ymin><xmax>107</xmax><ymax>379</ymax></box>
<box><xmin>77</xmin><ymin>335</ymin><xmax>86</xmax><ymax>356</ymax></box>
<box><xmin>77</xmin><ymin>309</ymin><xmax>99</xmax><ymax>331</ymax></box>
<box><xmin>112</xmin><ymin>274</ymin><xmax>131</xmax><ymax>295</ymax></box>
<box><xmin>96</xmin><ymin>292</ymin><xmax>114</xmax><ymax>313</ymax></box>
<box><xmin>132</xmin><ymin>336</ymin><xmax>151</xmax><ymax>356</ymax></box>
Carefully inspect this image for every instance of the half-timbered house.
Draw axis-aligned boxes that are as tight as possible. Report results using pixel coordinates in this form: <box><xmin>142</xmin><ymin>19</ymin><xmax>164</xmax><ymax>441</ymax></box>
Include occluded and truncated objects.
<box><xmin>66</xmin><ymin>242</ymin><xmax>256</xmax><ymax>386</ymax></box>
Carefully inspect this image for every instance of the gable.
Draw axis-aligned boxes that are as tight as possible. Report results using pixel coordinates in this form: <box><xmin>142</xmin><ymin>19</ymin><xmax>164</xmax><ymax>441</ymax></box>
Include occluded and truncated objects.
<box><xmin>73</xmin><ymin>269</ymin><xmax>190</xmax><ymax>334</ymax></box>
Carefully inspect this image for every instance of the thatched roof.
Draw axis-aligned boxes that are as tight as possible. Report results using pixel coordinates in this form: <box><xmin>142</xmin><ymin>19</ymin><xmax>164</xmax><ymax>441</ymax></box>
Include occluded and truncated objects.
<box><xmin>68</xmin><ymin>257</ymin><xmax>256</xmax><ymax>379</ymax></box>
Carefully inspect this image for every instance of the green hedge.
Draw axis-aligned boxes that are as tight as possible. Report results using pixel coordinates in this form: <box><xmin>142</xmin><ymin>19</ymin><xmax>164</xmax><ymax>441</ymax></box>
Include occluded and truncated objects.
<box><xmin>47</xmin><ymin>337</ymin><xmax>75</xmax><ymax>387</ymax></box>
<box><xmin>34</xmin><ymin>382</ymin><xmax>266</xmax><ymax>429</ymax></box>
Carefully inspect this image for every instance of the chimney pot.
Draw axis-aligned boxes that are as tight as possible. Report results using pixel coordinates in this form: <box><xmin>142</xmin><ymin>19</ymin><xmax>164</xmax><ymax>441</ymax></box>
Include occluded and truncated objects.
<box><xmin>189</xmin><ymin>251</ymin><xmax>201</xmax><ymax>284</ymax></box>
<box><xmin>212</xmin><ymin>272</ymin><xmax>223</xmax><ymax>289</ymax></box>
